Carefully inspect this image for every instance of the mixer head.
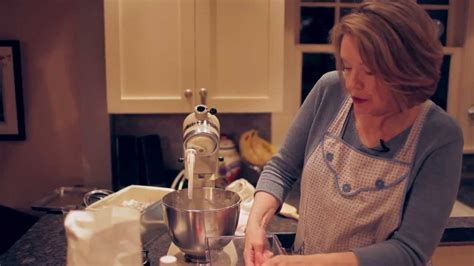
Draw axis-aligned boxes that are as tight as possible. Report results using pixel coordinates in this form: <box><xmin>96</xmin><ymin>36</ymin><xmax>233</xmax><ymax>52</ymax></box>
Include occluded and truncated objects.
<box><xmin>182</xmin><ymin>105</ymin><xmax>221</xmax><ymax>188</ymax></box>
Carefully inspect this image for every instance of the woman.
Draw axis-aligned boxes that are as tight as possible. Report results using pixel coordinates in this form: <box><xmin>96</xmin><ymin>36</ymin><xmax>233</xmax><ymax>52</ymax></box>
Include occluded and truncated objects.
<box><xmin>244</xmin><ymin>0</ymin><xmax>464</xmax><ymax>265</ymax></box>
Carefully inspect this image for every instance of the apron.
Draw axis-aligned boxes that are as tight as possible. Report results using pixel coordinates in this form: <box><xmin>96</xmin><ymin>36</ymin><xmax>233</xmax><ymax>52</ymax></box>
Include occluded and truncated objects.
<box><xmin>294</xmin><ymin>97</ymin><xmax>431</xmax><ymax>255</ymax></box>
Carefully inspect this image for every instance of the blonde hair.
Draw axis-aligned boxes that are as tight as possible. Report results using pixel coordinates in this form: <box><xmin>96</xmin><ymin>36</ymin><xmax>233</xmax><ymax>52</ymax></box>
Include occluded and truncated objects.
<box><xmin>331</xmin><ymin>0</ymin><xmax>444</xmax><ymax>109</ymax></box>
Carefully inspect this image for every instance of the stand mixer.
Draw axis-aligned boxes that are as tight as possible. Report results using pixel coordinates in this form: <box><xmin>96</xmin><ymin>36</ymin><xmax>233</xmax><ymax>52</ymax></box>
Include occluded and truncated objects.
<box><xmin>182</xmin><ymin>104</ymin><xmax>221</xmax><ymax>190</ymax></box>
<box><xmin>161</xmin><ymin>104</ymin><xmax>241</xmax><ymax>264</ymax></box>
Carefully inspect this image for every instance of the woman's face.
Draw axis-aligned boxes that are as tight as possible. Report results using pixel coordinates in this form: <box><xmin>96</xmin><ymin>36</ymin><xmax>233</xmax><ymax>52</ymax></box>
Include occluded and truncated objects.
<box><xmin>340</xmin><ymin>34</ymin><xmax>399</xmax><ymax>116</ymax></box>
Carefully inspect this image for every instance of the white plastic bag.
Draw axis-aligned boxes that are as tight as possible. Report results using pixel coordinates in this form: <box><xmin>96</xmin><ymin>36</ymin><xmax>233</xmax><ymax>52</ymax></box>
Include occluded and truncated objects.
<box><xmin>226</xmin><ymin>179</ymin><xmax>256</xmax><ymax>235</ymax></box>
<box><xmin>226</xmin><ymin>179</ymin><xmax>299</xmax><ymax>235</ymax></box>
<box><xmin>64</xmin><ymin>207</ymin><xmax>142</xmax><ymax>266</ymax></box>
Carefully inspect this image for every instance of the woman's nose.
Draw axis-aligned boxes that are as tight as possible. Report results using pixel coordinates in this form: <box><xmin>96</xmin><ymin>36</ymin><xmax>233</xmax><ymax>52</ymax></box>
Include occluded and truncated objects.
<box><xmin>346</xmin><ymin>70</ymin><xmax>363</xmax><ymax>91</ymax></box>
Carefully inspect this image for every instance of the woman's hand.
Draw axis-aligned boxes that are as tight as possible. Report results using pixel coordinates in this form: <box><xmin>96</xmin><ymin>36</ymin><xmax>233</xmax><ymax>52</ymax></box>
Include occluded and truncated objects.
<box><xmin>260</xmin><ymin>252</ymin><xmax>359</xmax><ymax>266</ymax></box>
<box><xmin>243</xmin><ymin>221</ymin><xmax>273</xmax><ymax>265</ymax></box>
<box><xmin>261</xmin><ymin>255</ymin><xmax>313</xmax><ymax>266</ymax></box>
<box><xmin>243</xmin><ymin>192</ymin><xmax>281</xmax><ymax>266</ymax></box>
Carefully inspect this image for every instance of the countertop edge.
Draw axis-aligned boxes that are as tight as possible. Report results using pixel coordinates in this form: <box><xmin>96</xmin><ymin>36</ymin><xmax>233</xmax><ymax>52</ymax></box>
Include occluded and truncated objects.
<box><xmin>441</xmin><ymin>217</ymin><xmax>474</xmax><ymax>244</ymax></box>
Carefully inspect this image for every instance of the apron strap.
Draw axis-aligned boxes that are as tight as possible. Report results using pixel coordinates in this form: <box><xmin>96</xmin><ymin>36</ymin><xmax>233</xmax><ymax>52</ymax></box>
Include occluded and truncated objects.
<box><xmin>394</xmin><ymin>101</ymin><xmax>432</xmax><ymax>162</ymax></box>
<box><xmin>327</xmin><ymin>96</ymin><xmax>352</xmax><ymax>136</ymax></box>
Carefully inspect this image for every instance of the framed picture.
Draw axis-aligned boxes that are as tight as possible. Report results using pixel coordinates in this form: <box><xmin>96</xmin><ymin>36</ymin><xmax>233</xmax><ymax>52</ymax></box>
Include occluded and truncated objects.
<box><xmin>0</xmin><ymin>40</ymin><xmax>25</xmax><ymax>140</ymax></box>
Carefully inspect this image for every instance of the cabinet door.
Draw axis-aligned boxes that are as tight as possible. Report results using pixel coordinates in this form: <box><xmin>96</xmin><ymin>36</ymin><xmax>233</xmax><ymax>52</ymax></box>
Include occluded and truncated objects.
<box><xmin>105</xmin><ymin>0</ymin><xmax>195</xmax><ymax>113</ymax></box>
<box><xmin>195</xmin><ymin>0</ymin><xmax>284</xmax><ymax>113</ymax></box>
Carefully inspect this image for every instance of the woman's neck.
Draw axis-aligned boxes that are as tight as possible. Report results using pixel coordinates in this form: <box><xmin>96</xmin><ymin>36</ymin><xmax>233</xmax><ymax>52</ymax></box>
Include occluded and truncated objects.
<box><xmin>354</xmin><ymin>104</ymin><xmax>423</xmax><ymax>148</ymax></box>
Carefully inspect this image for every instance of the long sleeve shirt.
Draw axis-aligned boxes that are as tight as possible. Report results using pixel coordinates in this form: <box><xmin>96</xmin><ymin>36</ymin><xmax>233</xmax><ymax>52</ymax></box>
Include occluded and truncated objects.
<box><xmin>256</xmin><ymin>71</ymin><xmax>464</xmax><ymax>265</ymax></box>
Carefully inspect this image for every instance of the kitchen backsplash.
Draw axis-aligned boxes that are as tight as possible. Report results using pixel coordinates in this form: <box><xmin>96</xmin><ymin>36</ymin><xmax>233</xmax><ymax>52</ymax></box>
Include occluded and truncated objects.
<box><xmin>111</xmin><ymin>113</ymin><xmax>271</xmax><ymax>171</ymax></box>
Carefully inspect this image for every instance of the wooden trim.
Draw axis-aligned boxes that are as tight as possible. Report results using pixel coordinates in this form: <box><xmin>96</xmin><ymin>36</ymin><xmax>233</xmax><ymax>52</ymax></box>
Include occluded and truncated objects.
<box><xmin>335</xmin><ymin>5</ymin><xmax>340</xmax><ymax>24</ymax></box>
<box><xmin>446</xmin><ymin>1</ymin><xmax>455</xmax><ymax>46</ymax></box>
<box><xmin>443</xmin><ymin>47</ymin><xmax>462</xmax><ymax>54</ymax></box>
<box><xmin>268</xmin><ymin>0</ymin><xmax>286</xmax><ymax>112</ymax></box>
<box><xmin>446</xmin><ymin>48</ymin><xmax>461</xmax><ymax>122</ymax></box>
<box><xmin>300</xmin><ymin>2</ymin><xmax>449</xmax><ymax>9</ymax></box>
<box><xmin>298</xmin><ymin>44</ymin><xmax>334</xmax><ymax>52</ymax></box>
<box><xmin>271</xmin><ymin>0</ymin><xmax>300</xmax><ymax>146</ymax></box>
<box><xmin>464</xmin><ymin>148</ymin><xmax>474</xmax><ymax>154</ymax></box>
<box><xmin>419</xmin><ymin>4</ymin><xmax>450</xmax><ymax>10</ymax></box>
<box><xmin>295</xmin><ymin>0</ymin><xmax>301</xmax><ymax>45</ymax></box>
<box><xmin>300</xmin><ymin>3</ymin><xmax>342</xmax><ymax>8</ymax></box>
<box><xmin>104</xmin><ymin>0</ymin><xmax>121</xmax><ymax>112</ymax></box>
<box><xmin>298</xmin><ymin>46</ymin><xmax>461</xmax><ymax>54</ymax></box>
<box><xmin>459</xmin><ymin>1</ymin><xmax>474</xmax><ymax>153</ymax></box>
<box><xmin>447</xmin><ymin>0</ymin><xmax>469</xmax><ymax>47</ymax></box>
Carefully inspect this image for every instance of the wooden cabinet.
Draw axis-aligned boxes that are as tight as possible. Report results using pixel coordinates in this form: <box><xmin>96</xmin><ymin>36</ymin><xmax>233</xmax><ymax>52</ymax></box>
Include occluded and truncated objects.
<box><xmin>104</xmin><ymin>0</ymin><xmax>284</xmax><ymax>113</ymax></box>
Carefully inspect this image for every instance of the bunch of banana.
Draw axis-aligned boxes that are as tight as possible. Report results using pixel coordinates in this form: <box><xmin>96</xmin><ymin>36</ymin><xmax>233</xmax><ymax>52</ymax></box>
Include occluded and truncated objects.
<box><xmin>239</xmin><ymin>129</ymin><xmax>277</xmax><ymax>168</ymax></box>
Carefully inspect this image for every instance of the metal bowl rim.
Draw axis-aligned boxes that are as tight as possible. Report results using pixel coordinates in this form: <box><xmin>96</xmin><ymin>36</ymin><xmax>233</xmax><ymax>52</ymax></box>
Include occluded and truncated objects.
<box><xmin>161</xmin><ymin>188</ymin><xmax>241</xmax><ymax>212</ymax></box>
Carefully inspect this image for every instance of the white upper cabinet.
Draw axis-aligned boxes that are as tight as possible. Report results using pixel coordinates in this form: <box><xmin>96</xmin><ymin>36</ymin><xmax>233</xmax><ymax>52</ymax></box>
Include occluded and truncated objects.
<box><xmin>104</xmin><ymin>0</ymin><xmax>284</xmax><ymax>113</ymax></box>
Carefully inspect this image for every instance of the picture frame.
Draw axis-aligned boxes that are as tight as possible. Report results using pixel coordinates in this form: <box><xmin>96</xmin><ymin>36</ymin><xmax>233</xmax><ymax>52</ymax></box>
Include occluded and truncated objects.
<box><xmin>0</xmin><ymin>40</ymin><xmax>25</xmax><ymax>140</ymax></box>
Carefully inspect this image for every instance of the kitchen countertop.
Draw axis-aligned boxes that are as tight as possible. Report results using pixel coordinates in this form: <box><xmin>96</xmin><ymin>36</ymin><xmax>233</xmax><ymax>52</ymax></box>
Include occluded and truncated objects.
<box><xmin>1</xmin><ymin>182</ymin><xmax>474</xmax><ymax>265</ymax></box>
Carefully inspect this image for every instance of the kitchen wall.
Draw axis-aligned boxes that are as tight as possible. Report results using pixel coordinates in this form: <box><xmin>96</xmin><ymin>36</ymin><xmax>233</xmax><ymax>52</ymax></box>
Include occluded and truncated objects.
<box><xmin>0</xmin><ymin>0</ymin><xmax>111</xmax><ymax>212</ymax></box>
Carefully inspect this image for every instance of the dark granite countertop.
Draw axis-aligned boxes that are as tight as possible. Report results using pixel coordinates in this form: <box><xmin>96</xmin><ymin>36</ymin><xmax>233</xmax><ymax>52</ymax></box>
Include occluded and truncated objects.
<box><xmin>1</xmin><ymin>182</ymin><xmax>473</xmax><ymax>265</ymax></box>
<box><xmin>0</xmin><ymin>214</ymin><xmax>174</xmax><ymax>265</ymax></box>
<box><xmin>1</xmin><ymin>210</ymin><xmax>472</xmax><ymax>265</ymax></box>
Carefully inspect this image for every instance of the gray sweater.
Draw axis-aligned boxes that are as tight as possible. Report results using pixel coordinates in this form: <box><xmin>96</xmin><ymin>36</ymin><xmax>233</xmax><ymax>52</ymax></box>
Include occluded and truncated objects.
<box><xmin>256</xmin><ymin>71</ymin><xmax>464</xmax><ymax>265</ymax></box>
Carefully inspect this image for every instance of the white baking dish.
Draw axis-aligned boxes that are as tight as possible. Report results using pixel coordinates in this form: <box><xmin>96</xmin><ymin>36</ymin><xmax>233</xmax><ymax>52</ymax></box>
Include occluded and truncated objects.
<box><xmin>86</xmin><ymin>185</ymin><xmax>174</xmax><ymax>244</ymax></box>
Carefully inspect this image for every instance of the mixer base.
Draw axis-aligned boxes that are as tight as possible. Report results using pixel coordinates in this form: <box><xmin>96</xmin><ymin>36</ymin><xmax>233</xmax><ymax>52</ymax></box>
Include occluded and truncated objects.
<box><xmin>167</xmin><ymin>242</ymin><xmax>237</xmax><ymax>265</ymax></box>
<box><xmin>184</xmin><ymin>254</ymin><xmax>209</xmax><ymax>264</ymax></box>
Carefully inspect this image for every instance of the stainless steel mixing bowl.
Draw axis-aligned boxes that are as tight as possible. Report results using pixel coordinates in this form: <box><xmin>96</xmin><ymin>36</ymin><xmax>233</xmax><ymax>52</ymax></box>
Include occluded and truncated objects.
<box><xmin>161</xmin><ymin>188</ymin><xmax>241</xmax><ymax>260</ymax></box>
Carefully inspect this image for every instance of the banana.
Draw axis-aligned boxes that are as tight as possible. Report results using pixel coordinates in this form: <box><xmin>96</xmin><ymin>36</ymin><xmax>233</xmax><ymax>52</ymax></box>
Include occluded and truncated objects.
<box><xmin>239</xmin><ymin>129</ymin><xmax>277</xmax><ymax>168</ymax></box>
<box><xmin>239</xmin><ymin>130</ymin><xmax>263</xmax><ymax>166</ymax></box>
<box><xmin>252</xmin><ymin>132</ymin><xmax>276</xmax><ymax>163</ymax></box>
<box><xmin>250</xmin><ymin>133</ymin><xmax>272</xmax><ymax>165</ymax></box>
